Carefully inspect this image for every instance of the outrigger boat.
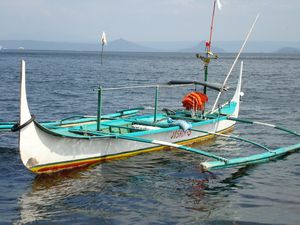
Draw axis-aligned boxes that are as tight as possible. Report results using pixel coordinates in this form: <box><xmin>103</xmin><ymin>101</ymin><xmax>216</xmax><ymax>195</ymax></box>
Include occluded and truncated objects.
<box><xmin>10</xmin><ymin>57</ymin><xmax>299</xmax><ymax>174</ymax></box>
<box><xmin>14</xmin><ymin>59</ymin><xmax>244</xmax><ymax>174</ymax></box>
<box><xmin>1</xmin><ymin>3</ymin><xmax>299</xmax><ymax>174</ymax></box>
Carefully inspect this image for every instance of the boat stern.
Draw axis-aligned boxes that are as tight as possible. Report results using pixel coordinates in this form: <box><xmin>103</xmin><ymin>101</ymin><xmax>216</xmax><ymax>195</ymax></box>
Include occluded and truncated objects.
<box><xmin>229</xmin><ymin>61</ymin><xmax>244</xmax><ymax>118</ymax></box>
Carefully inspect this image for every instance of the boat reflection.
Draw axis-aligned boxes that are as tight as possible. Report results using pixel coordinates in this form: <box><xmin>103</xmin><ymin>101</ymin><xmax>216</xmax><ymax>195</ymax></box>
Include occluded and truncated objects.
<box><xmin>16</xmin><ymin>150</ymin><xmax>254</xmax><ymax>224</ymax></box>
<box><xmin>17</xmin><ymin>164</ymin><xmax>105</xmax><ymax>224</ymax></box>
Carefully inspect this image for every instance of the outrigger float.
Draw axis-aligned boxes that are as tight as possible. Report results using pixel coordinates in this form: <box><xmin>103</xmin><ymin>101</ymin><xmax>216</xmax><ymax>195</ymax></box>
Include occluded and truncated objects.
<box><xmin>1</xmin><ymin>3</ymin><xmax>299</xmax><ymax>174</ymax></box>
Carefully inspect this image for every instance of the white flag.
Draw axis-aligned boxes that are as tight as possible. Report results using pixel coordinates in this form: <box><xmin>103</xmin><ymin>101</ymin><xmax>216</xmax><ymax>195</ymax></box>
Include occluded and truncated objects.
<box><xmin>101</xmin><ymin>32</ymin><xmax>107</xmax><ymax>46</ymax></box>
<box><xmin>216</xmin><ymin>0</ymin><xmax>222</xmax><ymax>10</ymax></box>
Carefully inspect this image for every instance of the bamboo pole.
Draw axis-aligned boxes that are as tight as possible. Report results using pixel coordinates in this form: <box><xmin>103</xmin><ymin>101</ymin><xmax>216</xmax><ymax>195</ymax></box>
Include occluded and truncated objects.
<box><xmin>154</xmin><ymin>86</ymin><xmax>159</xmax><ymax>123</ymax></box>
<box><xmin>97</xmin><ymin>86</ymin><xmax>102</xmax><ymax>131</ymax></box>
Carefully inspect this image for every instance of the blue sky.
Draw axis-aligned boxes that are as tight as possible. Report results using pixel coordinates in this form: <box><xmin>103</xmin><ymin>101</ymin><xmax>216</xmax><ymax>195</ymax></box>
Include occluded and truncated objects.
<box><xmin>0</xmin><ymin>0</ymin><xmax>299</xmax><ymax>43</ymax></box>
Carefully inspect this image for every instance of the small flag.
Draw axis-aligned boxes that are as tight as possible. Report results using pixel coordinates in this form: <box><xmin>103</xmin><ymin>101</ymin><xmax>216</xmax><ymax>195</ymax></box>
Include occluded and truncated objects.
<box><xmin>216</xmin><ymin>0</ymin><xmax>222</xmax><ymax>10</ymax></box>
<box><xmin>101</xmin><ymin>32</ymin><xmax>107</xmax><ymax>46</ymax></box>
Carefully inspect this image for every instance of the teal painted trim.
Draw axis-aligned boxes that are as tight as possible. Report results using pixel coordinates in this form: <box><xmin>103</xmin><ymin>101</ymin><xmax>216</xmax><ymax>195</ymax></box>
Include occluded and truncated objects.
<box><xmin>35</xmin><ymin>121</ymin><xmax>92</xmax><ymax>139</ymax></box>
<box><xmin>0</xmin><ymin>109</ymin><xmax>142</xmax><ymax>131</ymax></box>
<box><xmin>59</xmin><ymin>115</ymin><xmax>86</xmax><ymax>123</ymax></box>
<box><xmin>0</xmin><ymin>122</ymin><xmax>15</xmax><ymax>131</ymax></box>
<box><xmin>0</xmin><ymin>122</ymin><xmax>17</xmax><ymax>125</ymax></box>
<box><xmin>203</xmin><ymin>142</ymin><xmax>300</xmax><ymax>170</ymax></box>
<box><xmin>220</xmin><ymin>101</ymin><xmax>237</xmax><ymax>115</ymax></box>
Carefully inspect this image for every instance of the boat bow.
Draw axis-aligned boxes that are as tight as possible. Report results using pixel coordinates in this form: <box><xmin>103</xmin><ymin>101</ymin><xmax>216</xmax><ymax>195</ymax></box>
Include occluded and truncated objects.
<box><xmin>19</xmin><ymin>60</ymin><xmax>40</xmax><ymax>168</ymax></box>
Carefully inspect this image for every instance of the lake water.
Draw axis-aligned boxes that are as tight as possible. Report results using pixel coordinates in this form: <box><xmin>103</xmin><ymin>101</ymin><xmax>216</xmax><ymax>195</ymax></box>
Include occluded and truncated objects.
<box><xmin>0</xmin><ymin>50</ymin><xmax>299</xmax><ymax>224</ymax></box>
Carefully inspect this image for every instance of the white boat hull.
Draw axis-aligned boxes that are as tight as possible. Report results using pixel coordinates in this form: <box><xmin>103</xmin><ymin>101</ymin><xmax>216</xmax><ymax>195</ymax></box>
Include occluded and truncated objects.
<box><xmin>18</xmin><ymin>60</ymin><xmax>242</xmax><ymax>173</ymax></box>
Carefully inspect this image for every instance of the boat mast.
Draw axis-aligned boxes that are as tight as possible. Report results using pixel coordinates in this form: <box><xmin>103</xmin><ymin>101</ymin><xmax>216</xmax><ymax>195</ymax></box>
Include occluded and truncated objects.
<box><xmin>197</xmin><ymin>0</ymin><xmax>218</xmax><ymax>96</ymax></box>
<box><xmin>204</xmin><ymin>0</ymin><xmax>217</xmax><ymax>95</ymax></box>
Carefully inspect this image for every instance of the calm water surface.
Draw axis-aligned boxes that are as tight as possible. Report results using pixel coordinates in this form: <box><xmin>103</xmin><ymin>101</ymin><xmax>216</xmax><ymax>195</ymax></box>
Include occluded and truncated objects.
<box><xmin>0</xmin><ymin>51</ymin><xmax>299</xmax><ymax>224</ymax></box>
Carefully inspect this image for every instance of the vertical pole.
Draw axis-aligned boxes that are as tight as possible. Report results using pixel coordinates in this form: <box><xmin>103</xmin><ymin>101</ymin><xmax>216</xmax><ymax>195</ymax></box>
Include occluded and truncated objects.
<box><xmin>101</xmin><ymin>44</ymin><xmax>104</xmax><ymax>65</ymax></box>
<box><xmin>202</xmin><ymin>64</ymin><xmax>208</xmax><ymax>115</ymax></box>
<box><xmin>204</xmin><ymin>0</ymin><xmax>217</xmax><ymax>94</ymax></box>
<box><xmin>97</xmin><ymin>86</ymin><xmax>102</xmax><ymax>131</ymax></box>
<box><xmin>204</xmin><ymin>64</ymin><xmax>208</xmax><ymax>95</ymax></box>
<box><xmin>154</xmin><ymin>85</ymin><xmax>159</xmax><ymax>123</ymax></box>
<box><xmin>208</xmin><ymin>0</ymin><xmax>217</xmax><ymax>52</ymax></box>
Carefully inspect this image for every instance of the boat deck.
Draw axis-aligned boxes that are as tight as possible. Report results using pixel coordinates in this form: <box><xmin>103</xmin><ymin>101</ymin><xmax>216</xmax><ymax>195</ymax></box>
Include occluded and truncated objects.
<box><xmin>1</xmin><ymin>102</ymin><xmax>237</xmax><ymax>138</ymax></box>
<box><xmin>36</xmin><ymin>102</ymin><xmax>236</xmax><ymax>138</ymax></box>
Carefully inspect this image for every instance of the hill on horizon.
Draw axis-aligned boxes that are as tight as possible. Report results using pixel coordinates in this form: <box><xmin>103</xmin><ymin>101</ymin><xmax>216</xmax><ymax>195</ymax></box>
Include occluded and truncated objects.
<box><xmin>104</xmin><ymin>38</ymin><xmax>156</xmax><ymax>52</ymax></box>
<box><xmin>179</xmin><ymin>41</ymin><xmax>225</xmax><ymax>53</ymax></box>
<box><xmin>274</xmin><ymin>47</ymin><xmax>300</xmax><ymax>54</ymax></box>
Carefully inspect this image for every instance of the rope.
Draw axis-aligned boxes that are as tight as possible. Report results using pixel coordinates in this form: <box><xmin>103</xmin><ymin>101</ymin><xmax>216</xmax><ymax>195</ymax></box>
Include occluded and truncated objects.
<box><xmin>11</xmin><ymin>115</ymin><xmax>36</xmax><ymax>132</ymax></box>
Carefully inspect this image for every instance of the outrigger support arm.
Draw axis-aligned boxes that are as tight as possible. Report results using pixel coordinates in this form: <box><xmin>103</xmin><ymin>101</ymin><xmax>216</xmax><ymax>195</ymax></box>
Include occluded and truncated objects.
<box><xmin>190</xmin><ymin>128</ymin><xmax>272</xmax><ymax>152</ymax></box>
<box><xmin>206</xmin><ymin>113</ymin><xmax>300</xmax><ymax>137</ymax></box>
<box><xmin>224</xmin><ymin>116</ymin><xmax>300</xmax><ymax>137</ymax></box>
<box><xmin>113</xmin><ymin>134</ymin><xmax>228</xmax><ymax>162</ymax></box>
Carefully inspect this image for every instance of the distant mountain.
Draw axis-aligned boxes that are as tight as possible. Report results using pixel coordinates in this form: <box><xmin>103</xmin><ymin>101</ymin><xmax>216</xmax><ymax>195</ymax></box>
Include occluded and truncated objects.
<box><xmin>138</xmin><ymin>41</ymin><xmax>300</xmax><ymax>53</ymax></box>
<box><xmin>179</xmin><ymin>41</ymin><xmax>225</xmax><ymax>53</ymax></box>
<box><xmin>137</xmin><ymin>41</ymin><xmax>196</xmax><ymax>52</ymax></box>
<box><xmin>274</xmin><ymin>47</ymin><xmax>300</xmax><ymax>54</ymax></box>
<box><xmin>213</xmin><ymin>41</ymin><xmax>300</xmax><ymax>53</ymax></box>
<box><xmin>105</xmin><ymin>38</ymin><xmax>156</xmax><ymax>52</ymax></box>
<box><xmin>0</xmin><ymin>39</ymin><xmax>156</xmax><ymax>52</ymax></box>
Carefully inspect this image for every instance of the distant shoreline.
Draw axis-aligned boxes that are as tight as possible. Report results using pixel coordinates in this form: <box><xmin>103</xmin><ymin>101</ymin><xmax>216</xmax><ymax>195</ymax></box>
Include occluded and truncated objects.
<box><xmin>1</xmin><ymin>40</ymin><xmax>300</xmax><ymax>54</ymax></box>
<box><xmin>1</xmin><ymin>49</ymin><xmax>300</xmax><ymax>55</ymax></box>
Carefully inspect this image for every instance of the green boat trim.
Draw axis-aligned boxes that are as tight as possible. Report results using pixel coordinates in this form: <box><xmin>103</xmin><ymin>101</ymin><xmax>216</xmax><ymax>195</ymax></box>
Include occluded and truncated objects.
<box><xmin>0</xmin><ymin>107</ymin><xmax>143</xmax><ymax>132</ymax></box>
